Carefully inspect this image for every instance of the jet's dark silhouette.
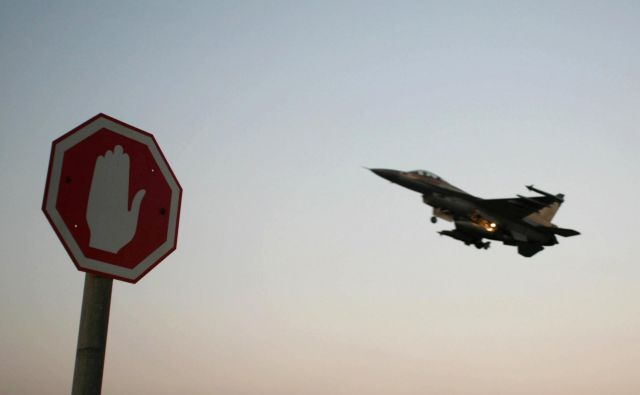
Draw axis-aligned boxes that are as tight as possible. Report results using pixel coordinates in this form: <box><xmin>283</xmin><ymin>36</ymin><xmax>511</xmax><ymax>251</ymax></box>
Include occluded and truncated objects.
<box><xmin>370</xmin><ymin>168</ymin><xmax>579</xmax><ymax>257</ymax></box>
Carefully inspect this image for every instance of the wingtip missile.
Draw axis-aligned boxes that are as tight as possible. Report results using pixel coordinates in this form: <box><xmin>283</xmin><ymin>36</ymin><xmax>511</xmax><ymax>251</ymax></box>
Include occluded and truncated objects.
<box><xmin>526</xmin><ymin>185</ymin><xmax>564</xmax><ymax>202</ymax></box>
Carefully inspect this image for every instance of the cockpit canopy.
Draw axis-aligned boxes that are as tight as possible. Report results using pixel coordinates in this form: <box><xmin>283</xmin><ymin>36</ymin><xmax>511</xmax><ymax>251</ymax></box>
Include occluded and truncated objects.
<box><xmin>412</xmin><ymin>170</ymin><xmax>441</xmax><ymax>180</ymax></box>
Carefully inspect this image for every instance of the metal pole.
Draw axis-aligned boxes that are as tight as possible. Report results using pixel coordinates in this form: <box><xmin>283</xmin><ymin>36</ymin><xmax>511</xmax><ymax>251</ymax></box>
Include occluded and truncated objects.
<box><xmin>72</xmin><ymin>273</ymin><xmax>113</xmax><ymax>395</ymax></box>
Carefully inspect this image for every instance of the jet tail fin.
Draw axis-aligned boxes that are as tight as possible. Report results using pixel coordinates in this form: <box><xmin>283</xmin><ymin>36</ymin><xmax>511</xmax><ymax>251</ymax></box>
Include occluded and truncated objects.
<box><xmin>537</xmin><ymin>201</ymin><xmax>562</xmax><ymax>223</ymax></box>
<box><xmin>524</xmin><ymin>185</ymin><xmax>566</xmax><ymax>223</ymax></box>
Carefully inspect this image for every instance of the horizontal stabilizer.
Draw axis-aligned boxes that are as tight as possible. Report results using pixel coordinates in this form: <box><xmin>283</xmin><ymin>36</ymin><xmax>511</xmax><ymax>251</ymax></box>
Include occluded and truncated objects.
<box><xmin>544</xmin><ymin>227</ymin><xmax>580</xmax><ymax>237</ymax></box>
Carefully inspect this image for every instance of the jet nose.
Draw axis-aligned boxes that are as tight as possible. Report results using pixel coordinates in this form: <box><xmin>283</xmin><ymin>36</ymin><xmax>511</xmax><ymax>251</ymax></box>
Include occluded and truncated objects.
<box><xmin>369</xmin><ymin>168</ymin><xmax>401</xmax><ymax>182</ymax></box>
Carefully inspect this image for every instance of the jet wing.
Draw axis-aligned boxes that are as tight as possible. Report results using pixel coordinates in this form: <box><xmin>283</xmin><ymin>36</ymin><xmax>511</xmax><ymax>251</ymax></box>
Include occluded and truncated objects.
<box><xmin>478</xmin><ymin>196</ymin><xmax>557</xmax><ymax>221</ymax></box>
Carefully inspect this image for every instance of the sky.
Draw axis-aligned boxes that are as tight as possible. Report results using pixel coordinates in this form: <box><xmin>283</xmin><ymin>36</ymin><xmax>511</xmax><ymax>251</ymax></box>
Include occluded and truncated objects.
<box><xmin>1</xmin><ymin>1</ymin><xmax>640</xmax><ymax>394</ymax></box>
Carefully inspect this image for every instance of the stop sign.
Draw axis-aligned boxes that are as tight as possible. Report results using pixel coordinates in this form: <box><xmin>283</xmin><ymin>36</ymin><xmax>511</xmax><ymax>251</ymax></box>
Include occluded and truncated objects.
<box><xmin>43</xmin><ymin>114</ymin><xmax>182</xmax><ymax>283</ymax></box>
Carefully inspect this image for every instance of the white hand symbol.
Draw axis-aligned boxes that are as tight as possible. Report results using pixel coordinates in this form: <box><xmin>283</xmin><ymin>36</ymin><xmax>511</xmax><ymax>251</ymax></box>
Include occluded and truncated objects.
<box><xmin>86</xmin><ymin>145</ymin><xmax>146</xmax><ymax>253</ymax></box>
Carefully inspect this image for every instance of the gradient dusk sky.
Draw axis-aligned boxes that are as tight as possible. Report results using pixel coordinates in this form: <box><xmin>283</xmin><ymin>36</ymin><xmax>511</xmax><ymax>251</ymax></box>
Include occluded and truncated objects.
<box><xmin>1</xmin><ymin>1</ymin><xmax>640</xmax><ymax>394</ymax></box>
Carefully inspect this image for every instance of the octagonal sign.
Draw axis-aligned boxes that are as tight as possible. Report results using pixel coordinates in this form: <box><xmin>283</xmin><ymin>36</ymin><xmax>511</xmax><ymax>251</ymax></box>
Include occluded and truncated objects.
<box><xmin>43</xmin><ymin>114</ymin><xmax>182</xmax><ymax>283</ymax></box>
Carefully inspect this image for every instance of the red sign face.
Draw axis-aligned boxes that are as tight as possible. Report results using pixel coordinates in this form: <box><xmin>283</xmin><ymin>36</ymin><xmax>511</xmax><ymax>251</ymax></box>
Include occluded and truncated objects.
<box><xmin>43</xmin><ymin>114</ymin><xmax>182</xmax><ymax>283</ymax></box>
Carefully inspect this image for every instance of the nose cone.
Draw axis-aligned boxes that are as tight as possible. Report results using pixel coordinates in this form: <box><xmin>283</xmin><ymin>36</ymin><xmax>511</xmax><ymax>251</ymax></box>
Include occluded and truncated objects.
<box><xmin>369</xmin><ymin>168</ymin><xmax>402</xmax><ymax>183</ymax></box>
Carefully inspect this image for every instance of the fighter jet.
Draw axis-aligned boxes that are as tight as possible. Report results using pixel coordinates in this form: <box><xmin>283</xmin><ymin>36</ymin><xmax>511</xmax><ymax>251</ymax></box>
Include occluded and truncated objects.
<box><xmin>370</xmin><ymin>168</ymin><xmax>579</xmax><ymax>257</ymax></box>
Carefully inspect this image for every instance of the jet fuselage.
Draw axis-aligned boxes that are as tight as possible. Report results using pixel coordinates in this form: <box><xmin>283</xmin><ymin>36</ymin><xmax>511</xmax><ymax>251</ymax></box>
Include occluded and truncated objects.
<box><xmin>370</xmin><ymin>168</ymin><xmax>579</xmax><ymax>257</ymax></box>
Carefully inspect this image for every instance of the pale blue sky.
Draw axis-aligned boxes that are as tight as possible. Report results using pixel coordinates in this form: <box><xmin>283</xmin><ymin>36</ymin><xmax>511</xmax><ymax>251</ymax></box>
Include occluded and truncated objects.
<box><xmin>1</xmin><ymin>1</ymin><xmax>640</xmax><ymax>394</ymax></box>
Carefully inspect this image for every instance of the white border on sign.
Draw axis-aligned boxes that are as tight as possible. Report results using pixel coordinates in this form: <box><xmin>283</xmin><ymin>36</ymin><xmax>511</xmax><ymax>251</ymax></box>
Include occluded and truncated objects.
<box><xmin>44</xmin><ymin>116</ymin><xmax>180</xmax><ymax>281</ymax></box>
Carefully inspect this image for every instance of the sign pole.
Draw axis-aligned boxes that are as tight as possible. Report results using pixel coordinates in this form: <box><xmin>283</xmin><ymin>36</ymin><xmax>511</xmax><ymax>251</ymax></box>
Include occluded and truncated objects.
<box><xmin>72</xmin><ymin>273</ymin><xmax>113</xmax><ymax>395</ymax></box>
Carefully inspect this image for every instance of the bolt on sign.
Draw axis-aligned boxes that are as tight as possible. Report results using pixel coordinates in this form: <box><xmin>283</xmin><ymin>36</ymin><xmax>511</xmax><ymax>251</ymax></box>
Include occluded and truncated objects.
<box><xmin>43</xmin><ymin>114</ymin><xmax>182</xmax><ymax>283</ymax></box>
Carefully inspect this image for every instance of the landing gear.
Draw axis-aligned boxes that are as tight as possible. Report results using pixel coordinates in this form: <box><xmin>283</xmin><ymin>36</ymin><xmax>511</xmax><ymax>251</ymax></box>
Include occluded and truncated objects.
<box><xmin>430</xmin><ymin>216</ymin><xmax>437</xmax><ymax>224</ymax></box>
<box><xmin>474</xmin><ymin>241</ymin><xmax>491</xmax><ymax>250</ymax></box>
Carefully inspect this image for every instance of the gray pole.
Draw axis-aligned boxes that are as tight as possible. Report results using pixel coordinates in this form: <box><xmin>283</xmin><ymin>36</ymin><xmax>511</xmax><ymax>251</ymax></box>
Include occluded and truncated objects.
<box><xmin>71</xmin><ymin>273</ymin><xmax>113</xmax><ymax>395</ymax></box>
